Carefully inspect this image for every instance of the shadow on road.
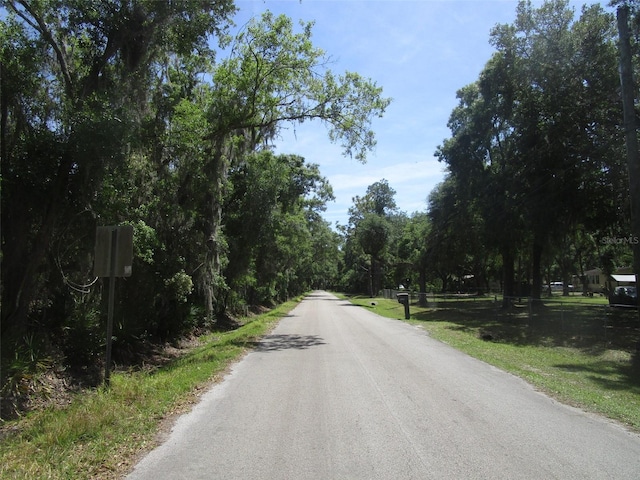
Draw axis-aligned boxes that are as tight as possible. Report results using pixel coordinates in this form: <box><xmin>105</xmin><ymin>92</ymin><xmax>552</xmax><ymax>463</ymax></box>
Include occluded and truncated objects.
<box><xmin>253</xmin><ymin>334</ymin><xmax>326</xmax><ymax>352</ymax></box>
<box><xmin>304</xmin><ymin>292</ymin><xmax>343</xmax><ymax>301</ymax></box>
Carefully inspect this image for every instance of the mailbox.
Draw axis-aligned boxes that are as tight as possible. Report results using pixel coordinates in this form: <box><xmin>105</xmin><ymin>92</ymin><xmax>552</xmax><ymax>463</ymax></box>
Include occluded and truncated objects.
<box><xmin>396</xmin><ymin>292</ymin><xmax>409</xmax><ymax>304</ymax></box>
<box><xmin>396</xmin><ymin>292</ymin><xmax>410</xmax><ymax>319</ymax></box>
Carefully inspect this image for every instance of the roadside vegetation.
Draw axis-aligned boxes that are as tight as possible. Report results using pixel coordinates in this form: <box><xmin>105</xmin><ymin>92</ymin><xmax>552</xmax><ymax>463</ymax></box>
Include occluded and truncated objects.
<box><xmin>0</xmin><ymin>298</ymin><xmax>301</xmax><ymax>480</ymax></box>
<box><xmin>347</xmin><ymin>295</ymin><xmax>640</xmax><ymax>432</ymax></box>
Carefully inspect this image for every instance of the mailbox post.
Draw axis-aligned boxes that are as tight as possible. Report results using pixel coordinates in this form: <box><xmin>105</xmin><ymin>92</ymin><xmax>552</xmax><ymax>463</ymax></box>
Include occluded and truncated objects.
<box><xmin>396</xmin><ymin>292</ymin><xmax>410</xmax><ymax>319</ymax></box>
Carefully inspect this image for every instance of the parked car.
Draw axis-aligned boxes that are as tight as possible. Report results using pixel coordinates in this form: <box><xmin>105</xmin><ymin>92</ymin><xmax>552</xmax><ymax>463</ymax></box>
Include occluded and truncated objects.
<box><xmin>546</xmin><ymin>282</ymin><xmax>574</xmax><ymax>294</ymax></box>
<box><xmin>608</xmin><ymin>286</ymin><xmax>638</xmax><ymax>307</ymax></box>
<box><xmin>549</xmin><ymin>282</ymin><xmax>564</xmax><ymax>292</ymax></box>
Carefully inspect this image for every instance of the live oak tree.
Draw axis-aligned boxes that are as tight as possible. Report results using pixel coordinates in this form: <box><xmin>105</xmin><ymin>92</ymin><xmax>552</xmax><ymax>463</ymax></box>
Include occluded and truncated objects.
<box><xmin>436</xmin><ymin>0</ymin><xmax>625</xmax><ymax>304</ymax></box>
<box><xmin>425</xmin><ymin>178</ymin><xmax>480</xmax><ymax>294</ymax></box>
<box><xmin>397</xmin><ymin>212</ymin><xmax>431</xmax><ymax>305</ymax></box>
<box><xmin>195</xmin><ymin>12</ymin><xmax>391</xmax><ymax>321</ymax></box>
<box><xmin>223</xmin><ymin>151</ymin><xmax>337</xmax><ymax>307</ymax></box>
<box><xmin>496</xmin><ymin>0</ymin><xmax>622</xmax><ymax>300</ymax></box>
<box><xmin>1</xmin><ymin>0</ymin><xmax>237</xmax><ymax>340</ymax></box>
<box><xmin>436</xmin><ymin>75</ymin><xmax>525</xmax><ymax>305</ymax></box>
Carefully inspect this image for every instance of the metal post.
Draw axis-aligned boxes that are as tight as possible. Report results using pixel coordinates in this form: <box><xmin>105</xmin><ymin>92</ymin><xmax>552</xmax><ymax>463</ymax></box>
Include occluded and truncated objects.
<box><xmin>104</xmin><ymin>228</ymin><xmax>118</xmax><ymax>388</ymax></box>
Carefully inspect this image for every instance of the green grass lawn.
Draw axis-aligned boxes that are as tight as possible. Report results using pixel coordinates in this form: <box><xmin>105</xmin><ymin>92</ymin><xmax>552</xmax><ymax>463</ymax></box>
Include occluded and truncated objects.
<box><xmin>347</xmin><ymin>294</ymin><xmax>640</xmax><ymax>432</ymax></box>
<box><xmin>0</xmin><ymin>297</ymin><xmax>302</xmax><ymax>480</ymax></box>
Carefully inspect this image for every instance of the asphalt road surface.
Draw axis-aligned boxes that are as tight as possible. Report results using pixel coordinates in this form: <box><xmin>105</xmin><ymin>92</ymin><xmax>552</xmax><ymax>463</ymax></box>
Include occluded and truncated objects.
<box><xmin>127</xmin><ymin>291</ymin><xmax>640</xmax><ymax>479</ymax></box>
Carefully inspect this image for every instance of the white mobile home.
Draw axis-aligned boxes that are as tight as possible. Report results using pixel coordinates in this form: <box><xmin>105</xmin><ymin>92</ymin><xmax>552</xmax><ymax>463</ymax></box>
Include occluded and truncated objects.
<box><xmin>575</xmin><ymin>268</ymin><xmax>635</xmax><ymax>295</ymax></box>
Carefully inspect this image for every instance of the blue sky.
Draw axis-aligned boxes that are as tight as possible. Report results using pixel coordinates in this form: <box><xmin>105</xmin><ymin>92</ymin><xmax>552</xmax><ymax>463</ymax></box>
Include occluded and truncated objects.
<box><xmin>229</xmin><ymin>0</ymin><xmax>607</xmax><ymax>227</ymax></box>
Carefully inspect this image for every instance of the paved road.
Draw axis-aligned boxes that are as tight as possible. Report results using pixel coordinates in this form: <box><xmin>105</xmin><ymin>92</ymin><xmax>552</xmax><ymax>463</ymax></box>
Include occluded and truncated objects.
<box><xmin>128</xmin><ymin>291</ymin><xmax>640</xmax><ymax>479</ymax></box>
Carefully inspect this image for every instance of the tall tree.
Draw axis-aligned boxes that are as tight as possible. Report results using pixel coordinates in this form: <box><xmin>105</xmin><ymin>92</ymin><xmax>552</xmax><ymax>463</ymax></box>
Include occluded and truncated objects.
<box><xmin>356</xmin><ymin>213</ymin><xmax>391</xmax><ymax>297</ymax></box>
<box><xmin>491</xmin><ymin>0</ymin><xmax>622</xmax><ymax>300</ymax></box>
<box><xmin>1</xmin><ymin>0</ymin><xmax>236</xmax><ymax>338</ymax></box>
<box><xmin>347</xmin><ymin>179</ymin><xmax>398</xmax><ymax>225</ymax></box>
<box><xmin>398</xmin><ymin>212</ymin><xmax>431</xmax><ymax>305</ymax></box>
<box><xmin>341</xmin><ymin>179</ymin><xmax>399</xmax><ymax>296</ymax></box>
<box><xmin>223</xmin><ymin>151</ymin><xmax>335</xmax><ymax>306</ymax></box>
<box><xmin>195</xmin><ymin>12</ymin><xmax>391</xmax><ymax>320</ymax></box>
<box><xmin>438</xmin><ymin>0</ymin><xmax>624</xmax><ymax>305</ymax></box>
<box><xmin>426</xmin><ymin>178</ymin><xmax>480</xmax><ymax>294</ymax></box>
<box><xmin>437</xmin><ymin>75</ymin><xmax>524</xmax><ymax>304</ymax></box>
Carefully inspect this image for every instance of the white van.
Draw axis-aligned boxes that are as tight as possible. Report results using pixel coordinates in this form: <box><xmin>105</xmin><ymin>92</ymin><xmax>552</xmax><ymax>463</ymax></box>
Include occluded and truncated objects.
<box><xmin>550</xmin><ymin>282</ymin><xmax>564</xmax><ymax>292</ymax></box>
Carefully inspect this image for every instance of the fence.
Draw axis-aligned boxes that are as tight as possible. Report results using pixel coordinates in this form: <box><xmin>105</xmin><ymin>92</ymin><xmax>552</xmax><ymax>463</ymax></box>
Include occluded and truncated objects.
<box><xmin>382</xmin><ymin>289</ymin><xmax>496</xmax><ymax>306</ymax></box>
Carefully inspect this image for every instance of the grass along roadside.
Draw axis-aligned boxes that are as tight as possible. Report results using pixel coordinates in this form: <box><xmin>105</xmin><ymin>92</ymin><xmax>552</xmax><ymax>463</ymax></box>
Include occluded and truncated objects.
<box><xmin>0</xmin><ymin>296</ymin><xmax>303</xmax><ymax>480</ymax></box>
<box><xmin>347</xmin><ymin>295</ymin><xmax>640</xmax><ymax>432</ymax></box>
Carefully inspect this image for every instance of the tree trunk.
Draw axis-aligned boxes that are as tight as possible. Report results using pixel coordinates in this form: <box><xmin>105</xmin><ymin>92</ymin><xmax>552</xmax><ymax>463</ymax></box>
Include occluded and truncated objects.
<box><xmin>502</xmin><ymin>246</ymin><xmax>515</xmax><ymax>309</ymax></box>
<box><xmin>440</xmin><ymin>274</ymin><xmax>449</xmax><ymax>294</ymax></box>
<box><xmin>3</xmin><ymin>206</ymin><xmax>59</xmax><ymax>337</ymax></box>
<box><xmin>201</xmin><ymin>142</ymin><xmax>228</xmax><ymax>324</ymax></box>
<box><xmin>617</xmin><ymin>5</ymin><xmax>640</xmax><ymax>322</ymax></box>
<box><xmin>418</xmin><ymin>268</ymin><xmax>428</xmax><ymax>307</ymax></box>
<box><xmin>368</xmin><ymin>256</ymin><xmax>374</xmax><ymax>297</ymax></box>
<box><xmin>531</xmin><ymin>235</ymin><xmax>543</xmax><ymax>301</ymax></box>
<box><xmin>1</xmin><ymin>60</ymin><xmax>6</xmax><ymax>166</ymax></box>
